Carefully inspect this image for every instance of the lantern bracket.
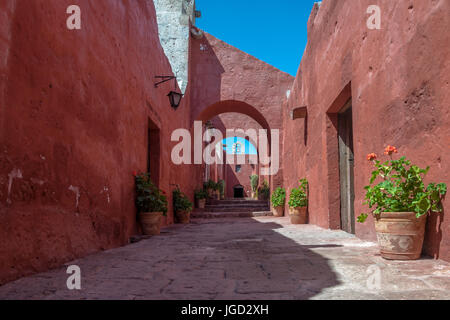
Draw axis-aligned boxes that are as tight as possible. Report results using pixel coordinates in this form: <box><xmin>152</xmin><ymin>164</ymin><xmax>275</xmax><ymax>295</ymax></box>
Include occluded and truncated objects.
<box><xmin>154</xmin><ymin>75</ymin><xmax>176</xmax><ymax>88</ymax></box>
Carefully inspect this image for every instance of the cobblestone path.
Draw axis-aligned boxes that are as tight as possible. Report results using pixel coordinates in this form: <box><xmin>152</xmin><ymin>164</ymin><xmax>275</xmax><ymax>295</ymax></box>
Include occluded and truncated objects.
<box><xmin>0</xmin><ymin>217</ymin><xmax>449</xmax><ymax>300</ymax></box>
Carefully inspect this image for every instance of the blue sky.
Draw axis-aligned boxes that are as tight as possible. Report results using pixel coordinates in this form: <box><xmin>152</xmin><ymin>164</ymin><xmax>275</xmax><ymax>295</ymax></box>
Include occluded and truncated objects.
<box><xmin>222</xmin><ymin>137</ymin><xmax>258</xmax><ymax>155</ymax></box>
<box><xmin>195</xmin><ymin>0</ymin><xmax>319</xmax><ymax>76</ymax></box>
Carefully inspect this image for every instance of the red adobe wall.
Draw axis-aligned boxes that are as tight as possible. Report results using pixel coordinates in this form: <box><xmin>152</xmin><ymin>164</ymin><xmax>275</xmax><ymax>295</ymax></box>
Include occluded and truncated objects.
<box><xmin>0</xmin><ymin>0</ymin><xmax>196</xmax><ymax>284</ymax></box>
<box><xmin>189</xmin><ymin>32</ymin><xmax>294</xmax><ymax>131</ymax></box>
<box><xmin>282</xmin><ymin>0</ymin><xmax>450</xmax><ymax>261</ymax></box>
<box><xmin>189</xmin><ymin>32</ymin><xmax>294</xmax><ymax>194</ymax></box>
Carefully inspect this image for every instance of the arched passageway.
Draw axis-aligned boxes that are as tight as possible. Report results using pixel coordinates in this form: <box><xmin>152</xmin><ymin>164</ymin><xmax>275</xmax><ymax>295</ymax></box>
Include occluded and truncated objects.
<box><xmin>192</xmin><ymin>100</ymin><xmax>275</xmax><ymax>199</ymax></box>
<box><xmin>196</xmin><ymin>100</ymin><xmax>271</xmax><ymax>131</ymax></box>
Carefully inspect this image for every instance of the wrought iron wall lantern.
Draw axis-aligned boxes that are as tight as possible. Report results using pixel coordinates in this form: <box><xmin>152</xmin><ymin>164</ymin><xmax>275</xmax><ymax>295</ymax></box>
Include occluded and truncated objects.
<box><xmin>154</xmin><ymin>76</ymin><xmax>183</xmax><ymax>109</ymax></box>
<box><xmin>205</xmin><ymin>120</ymin><xmax>215</xmax><ymax>129</ymax></box>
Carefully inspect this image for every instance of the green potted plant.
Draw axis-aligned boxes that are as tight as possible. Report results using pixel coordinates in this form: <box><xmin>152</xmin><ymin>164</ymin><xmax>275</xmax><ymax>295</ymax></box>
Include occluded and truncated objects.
<box><xmin>250</xmin><ymin>175</ymin><xmax>259</xmax><ymax>199</ymax></box>
<box><xmin>194</xmin><ymin>188</ymin><xmax>208</xmax><ymax>209</ymax></box>
<box><xmin>257</xmin><ymin>180</ymin><xmax>270</xmax><ymax>201</ymax></box>
<box><xmin>288</xmin><ymin>179</ymin><xmax>308</xmax><ymax>224</ymax></box>
<box><xmin>271</xmin><ymin>187</ymin><xmax>286</xmax><ymax>217</ymax></box>
<box><xmin>358</xmin><ymin>146</ymin><xmax>447</xmax><ymax>260</ymax></box>
<box><xmin>218</xmin><ymin>180</ymin><xmax>226</xmax><ymax>200</ymax></box>
<box><xmin>173</xmin><ymin>186</ymin><xmax>193</xmax><ymax>224</ymax></box>
<box><xmin>214</xmin><ymin>180</ymin><xmax>221</xmax><ymax>200</ymax></box>
<box><xmin>204</xmin><ymin>179</ymin><xmax>218</xmax><ymax>200</ymax></box>
<box><xmin>134</xmin><ymin>172</ymin><xmax>168</xmax><ymax>235</ymax></box>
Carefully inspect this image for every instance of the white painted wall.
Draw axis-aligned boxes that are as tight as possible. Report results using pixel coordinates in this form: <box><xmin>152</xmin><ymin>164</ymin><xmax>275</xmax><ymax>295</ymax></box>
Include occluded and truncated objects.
<box><xmin>154</xmin><ymin>0</ymin><xmax>197</xmax><ymax>94</ymax></box>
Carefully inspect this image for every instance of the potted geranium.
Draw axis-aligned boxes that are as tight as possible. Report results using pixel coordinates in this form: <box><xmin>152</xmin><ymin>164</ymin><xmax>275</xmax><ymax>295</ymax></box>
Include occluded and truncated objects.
<box><xmin>288</xmin><ymin>179</ymin><xmax>308</xmax><ymax>224</ymax></box>
<box><xmin>134</xmin><ymin>172</ymin><xmax>168</xmax><ymax>235</ymax></box>
<box><xmin>194</xmin><ymin>188</ymin><xmax>208</xmax><ymax>209</ymax></box>
<box><xmin>173</xmin><ymin>187</ymin><xmax>193</xmax><ymax>224</ymax></box>
<box><xmin>358</xmin><ymin>146</ymin><xmax>447</xmax><ymax>260</ymax></box>
<box><xmin>271</xmin><ymin>187</ymin><xmax>286</xmax><ymax>217</ymax></box>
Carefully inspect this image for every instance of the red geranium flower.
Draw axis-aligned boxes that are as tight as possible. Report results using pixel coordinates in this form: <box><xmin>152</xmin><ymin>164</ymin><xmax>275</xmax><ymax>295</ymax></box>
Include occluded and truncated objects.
<box><xmin>384</xmin><ymin>145</ymin><xmax>398</xmax><ymax>155</ymax></box>
<box><xmin>132</xmin><ymin>171</ymin><xmax>138</xmax><ymax>177</ymax></box>
<box><xmin>367</xmin><ymin>153</ymin><xmax>377</xmax><ymax>161</ymax></box>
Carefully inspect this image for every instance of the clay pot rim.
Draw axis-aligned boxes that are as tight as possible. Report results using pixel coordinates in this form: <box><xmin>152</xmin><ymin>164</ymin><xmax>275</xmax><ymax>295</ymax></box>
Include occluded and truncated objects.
<box><xmin>175</xmin><ymin>210</ymin><xmax>192</xmax><ymax>215</ymax></box>
<box><xmin>140</xmin><ymin>212</ymin><xmax>163</xmax><ymax>216</ymax></box>
<box><xmin>377</xmin><ymin>212</ymin><xmax>427</xmax><ymax>220</ymax></box>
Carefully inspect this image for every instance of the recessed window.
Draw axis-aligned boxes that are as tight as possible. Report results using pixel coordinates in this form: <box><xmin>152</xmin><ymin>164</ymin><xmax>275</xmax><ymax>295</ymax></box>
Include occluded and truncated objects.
<box><xmin>235</xmin><ymin>165</ymin><xmax>242</xmax><ymax>173</ymax></box>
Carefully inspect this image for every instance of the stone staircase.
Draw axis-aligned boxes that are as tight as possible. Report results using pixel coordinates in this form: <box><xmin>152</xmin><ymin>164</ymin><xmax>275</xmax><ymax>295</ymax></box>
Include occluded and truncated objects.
<box><xmin>192</xmin><ymin>199</ymin><xmax>272</xmax><ymax>219</ymax></box>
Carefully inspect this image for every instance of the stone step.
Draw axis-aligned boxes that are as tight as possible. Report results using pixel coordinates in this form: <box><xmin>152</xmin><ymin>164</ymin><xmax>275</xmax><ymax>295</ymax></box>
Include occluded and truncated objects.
<box><xmin>206</xmin><ymin>202</ymin><xmax>269</xmax><ymax>206</ymax></box>
<box><xmin>192</xmin><ymin>211</ymin><xmax>273</xmax><ymax>219</ymax></box>
<box><xmin>204</xmin><ymin>206</ymin><xmax>270</xmax><ymax>212</ymax></box>
<box><xmin>206</xmin><ymin>203</ymin><xmax>269</xmax><ymax>208</ymax></box>
<box><xmin>209</xmin><ymin>200</ymin><xmax>269</xmax><ymax>205</ymax></box>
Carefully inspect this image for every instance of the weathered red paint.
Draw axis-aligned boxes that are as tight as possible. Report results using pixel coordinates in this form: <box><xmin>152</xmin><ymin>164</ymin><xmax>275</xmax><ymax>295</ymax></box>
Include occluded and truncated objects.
<box><xmin>0</xmin><ymin>0</ymin><xmax>198</xmax><ymax>284</ymax></box>
<box><xmin>189</xmin><ymin>32</ymin><xmax>293</xmax><ymax>199</ymax></box>
<box><xmin>0</xmin><ymin>0</ymin><xmax>448</xmax><ymax>287</ymax></box>
<box><xmin>282</xmin><ymin>0</ymin><xmax>450</xmax><ymax>261</ymax></box>
<box><xmin>0</xmin><ymin>1</ymin><xmax>293</xmax><ymax>284</ymax></box>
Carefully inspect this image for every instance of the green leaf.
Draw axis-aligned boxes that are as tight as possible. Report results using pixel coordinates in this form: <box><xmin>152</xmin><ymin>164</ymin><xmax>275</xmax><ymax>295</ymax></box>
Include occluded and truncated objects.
<box><xmin>357</xmin><ymin>213</ymin><xmax>369</xmax><ymax>223</ymax></box>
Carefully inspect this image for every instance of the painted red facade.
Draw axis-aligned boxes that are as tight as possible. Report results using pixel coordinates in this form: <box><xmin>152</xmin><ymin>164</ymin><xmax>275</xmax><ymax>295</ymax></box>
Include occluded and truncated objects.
<box><xmin>282</xmin><ymin>0</ymin><xmax>450</xmax><ymax>260</ymax></box>
<box><xmin>0</xmin><ymin>0</ymin><xmax>199</xmax><ymax>284</ymax></box>
<box><xmin>0</xmin><ymin>0</ymin><xmax>448</xmax><ymax>285</ymax></box>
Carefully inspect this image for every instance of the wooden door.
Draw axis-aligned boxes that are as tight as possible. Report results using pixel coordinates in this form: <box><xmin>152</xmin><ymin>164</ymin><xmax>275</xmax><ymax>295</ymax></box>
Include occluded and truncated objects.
<box><xmin>338</xmin><ymin>103</ymin><xmax>355</xmax><ymax>234</ymax></box>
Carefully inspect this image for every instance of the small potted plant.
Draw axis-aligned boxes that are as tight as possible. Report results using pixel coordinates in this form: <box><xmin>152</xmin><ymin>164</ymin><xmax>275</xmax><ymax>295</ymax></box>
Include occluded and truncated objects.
<box><xmin>288</xmin><ymin>179</ymin><xmax>308</xmax><ymax>224</ymax></box>
<box><xmin>358</xmin><ymin>146</ymin><xmax>447</xmax><ymax>260</ymax></box>
<box><xmin>258</xmin><ymin>180</ymin><xmax>270</xmax><ymax>201</ymax></box>
<box><xmin>218</xmin><ymin>180</ymin><xmax>226</xmax><ymax>200</ymax></box>
<box><xmin>214</xmin><ymin>181</ymin><xmax>221</xmax><ymax>200</ymax></box>
<box><xmin>250</xmin><ymin>175</ymin><xmax>259</xmax><ymax>199</ymax></box>
<box><xmin>173</xmin><ymin>187</ymin><xmax>193</xmax><ymax>224</ymax></box>
<box><xmin>194</xmin><ymin>188</ymin><xmax>208</xmax><ymax>209</ymax></box>
<box><xmin>271</xmin><ymin>187</ymin><xmax>286</xmax><ymax>217</ymax></box>
<box><xmin>204</xmin><ymin>179</ymin><xmax>218</xmax><ymax>200</ymax></box>
<box><xmin>134</xmin><ymin>172</ymin><xmax>168</xmax><ymax>235</ymax></box>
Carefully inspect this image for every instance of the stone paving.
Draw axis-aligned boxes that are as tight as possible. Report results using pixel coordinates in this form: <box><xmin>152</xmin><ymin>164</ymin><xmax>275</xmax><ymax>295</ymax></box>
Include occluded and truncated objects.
<box><xmin>0</xmin><ymin>217</ymin><xmax>449</xmax><ymax>300</ymax></box>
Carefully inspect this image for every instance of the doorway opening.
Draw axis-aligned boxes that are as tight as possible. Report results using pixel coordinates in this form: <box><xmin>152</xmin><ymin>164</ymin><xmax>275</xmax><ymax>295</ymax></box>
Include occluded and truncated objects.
<box><xmin>338</xmin><ymin>99</ymin><xmax>355</xmax><ymax>234</ymax></box>
<box><xmin>148</xmin><ymin>118</ymin><xmax>161</xmax><ymax>187</ymax></box>
<box><xmin>233</xmin><ymin>185</ymin><xmax>244</xmax><ymax>198</ymax></box>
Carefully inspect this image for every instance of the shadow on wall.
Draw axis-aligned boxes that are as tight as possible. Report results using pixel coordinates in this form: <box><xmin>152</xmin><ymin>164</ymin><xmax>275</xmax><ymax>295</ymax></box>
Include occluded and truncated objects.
<box><xmin>191</xmin><ymin>35</ymin><xmax>276</xmax><ymax>200</ymax></box>
<box><xmin>0</xmin><ymin>218</ymin><xmax>341</xmax><ymax>299</ymax></box>
<box><xmin>424</xmin><ymin>208</ymin><xmax>445</xmax><ymax>259</ymax></box>
<box><xmin>190</xmin><ymin>35</ymin><xmax>224</xmax><ymax>123</ymax></box>
<box><xmin>189</xmin><ymin>33</ymin><xmax>224</xmax><ymax>193</ymax></box>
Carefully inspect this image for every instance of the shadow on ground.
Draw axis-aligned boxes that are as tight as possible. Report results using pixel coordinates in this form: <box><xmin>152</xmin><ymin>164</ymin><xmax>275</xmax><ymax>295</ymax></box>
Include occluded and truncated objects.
<box><xmin>0</xmin><ymin>218</ymin><xmax>341</xmax><ymax>300</ymax></box>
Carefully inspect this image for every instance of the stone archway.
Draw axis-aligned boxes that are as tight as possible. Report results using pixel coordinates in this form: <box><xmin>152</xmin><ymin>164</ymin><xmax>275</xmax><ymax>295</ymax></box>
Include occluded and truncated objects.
<box><xmin>193</xmin><ymin>100</ymin><xmax>275</xmax><ymax>199</ymax></box>
<box><xmin>196</xmin><ymin>100</ymin><xmax>271</xmax><ymax>133</ymax></box>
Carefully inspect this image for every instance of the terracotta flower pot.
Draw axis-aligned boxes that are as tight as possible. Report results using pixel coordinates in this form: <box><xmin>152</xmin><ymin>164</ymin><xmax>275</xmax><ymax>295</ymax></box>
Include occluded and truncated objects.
<box><xmin>289</xmin><ymin>207</ymin><xmax>307</xmax><ymax>224</ymax></box>
<box><xmin>139</xmin><ymin>212</ymin><xmax>162</xmax><ymax>235</ymax></box>
<box><xmin>176</xmin><ymin>210</ymin><xmax>191</xmax><ymax>224</ymax></box>
<box><xmin>272</xmin><ymin>206</ymin><xmax>284</xmax><ymax>217</ymax></box>
<box><xmin>196</xmin><ymin>198</ymin><xmax>206</xmax><ymax>209</ymax></box>
<box><xmin>375</xmin><ymin>212</ymin><xmax>427</xmax><ymax>260</ymax></box>
<box><xmin>215</xmin><ymin>191</ymin><xmax>220</xmax><ymax>200</ymax></box>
